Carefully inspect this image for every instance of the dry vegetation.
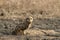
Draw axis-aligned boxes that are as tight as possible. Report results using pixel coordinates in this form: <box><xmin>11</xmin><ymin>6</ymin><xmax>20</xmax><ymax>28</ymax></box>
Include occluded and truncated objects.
<box><xmin>0</xmin><ymin>0</ymin><xmax>60</xmax><ymax>40</ymax></box>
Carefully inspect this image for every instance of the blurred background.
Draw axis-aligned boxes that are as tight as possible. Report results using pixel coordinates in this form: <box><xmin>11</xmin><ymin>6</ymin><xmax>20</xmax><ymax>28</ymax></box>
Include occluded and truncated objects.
<box><xmin>0</xmin><ymin>0</ymin><xmax>60</xmax><ymax>40</ymax></box>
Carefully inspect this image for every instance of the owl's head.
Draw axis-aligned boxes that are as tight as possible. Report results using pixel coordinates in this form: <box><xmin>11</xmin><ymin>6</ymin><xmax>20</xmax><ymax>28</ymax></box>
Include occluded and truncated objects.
<box><xmin>26</xmin><ymin>16</ymin><xmax>33</xmax><ymax>23</ymax></box>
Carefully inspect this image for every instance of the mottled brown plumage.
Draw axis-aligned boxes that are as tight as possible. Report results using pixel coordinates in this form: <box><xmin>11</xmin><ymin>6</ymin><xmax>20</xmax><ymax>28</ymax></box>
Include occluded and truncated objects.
<box><xmin>12</xmin><ymin>16</ymin><xmax>33</xmax><ymax>35</ymax></box>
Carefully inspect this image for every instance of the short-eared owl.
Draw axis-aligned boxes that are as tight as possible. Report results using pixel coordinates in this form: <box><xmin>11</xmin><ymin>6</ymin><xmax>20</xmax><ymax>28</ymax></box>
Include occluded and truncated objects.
<box><xmin>12</xmin><ymin>16</ymin><xmax>33</xmax><ymax>35</ymax></box>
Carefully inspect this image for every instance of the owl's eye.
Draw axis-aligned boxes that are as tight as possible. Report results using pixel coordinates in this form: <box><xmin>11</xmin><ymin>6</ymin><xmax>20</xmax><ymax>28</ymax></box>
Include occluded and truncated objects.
<box><xmin>26</xmin><ymin>19</ymin><xmax>30</xmax><ymax>21</ymax></box>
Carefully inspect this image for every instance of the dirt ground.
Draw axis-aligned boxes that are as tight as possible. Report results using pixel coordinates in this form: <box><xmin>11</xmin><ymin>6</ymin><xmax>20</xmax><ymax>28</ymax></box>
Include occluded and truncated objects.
<box><xmin>0</xmin><ymin>0</ymin><xmax>60</xmax><ymax>40</ymax></box>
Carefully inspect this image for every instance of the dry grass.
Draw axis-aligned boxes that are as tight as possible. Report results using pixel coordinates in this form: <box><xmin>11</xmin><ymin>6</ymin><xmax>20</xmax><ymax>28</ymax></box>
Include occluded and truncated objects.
<box><xmin>0</xmin><ymin>0</ymin><xmax>60</xmax><ymax>40</ymax></box>
<box><xmin>0</xmin><ymin>0</ymin><xmax>60</xmax><ymax>19</ymax></box>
